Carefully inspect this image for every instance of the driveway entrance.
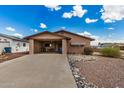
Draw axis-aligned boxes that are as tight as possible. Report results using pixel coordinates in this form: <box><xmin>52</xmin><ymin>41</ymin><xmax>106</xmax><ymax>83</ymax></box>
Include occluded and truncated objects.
<box><xmin>0</xmin><ymin>54</ymin><xmax>76</xmax><ymax>88</ymax></box>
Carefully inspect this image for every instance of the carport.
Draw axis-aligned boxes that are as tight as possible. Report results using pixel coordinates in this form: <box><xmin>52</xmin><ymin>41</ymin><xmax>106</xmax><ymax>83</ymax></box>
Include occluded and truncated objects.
<box><xmin>25</xmin><ymin>31</ymin><xmax>70</xmax><ymax>54</ymax></box>
<box><xmin>33</xmin><ymin>40</ymin><xmax>62</xmax><ymax>53</ymax></box>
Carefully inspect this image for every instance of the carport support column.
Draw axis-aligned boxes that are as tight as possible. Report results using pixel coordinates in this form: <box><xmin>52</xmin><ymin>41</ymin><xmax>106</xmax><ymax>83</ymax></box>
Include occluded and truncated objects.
<box><xmin>29</xmin><ymin>39</ymin><xmax>34</xmax><ymax>54</ymax></box>
<box><xmin>62</xmin><ymin>39</ymin><xmax>67</xmax><ymax>54</ymax></box>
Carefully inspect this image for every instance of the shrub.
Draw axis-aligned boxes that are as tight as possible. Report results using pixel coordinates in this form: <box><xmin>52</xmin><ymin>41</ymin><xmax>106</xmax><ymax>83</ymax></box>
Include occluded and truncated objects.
<box><xmin>101</xmin><ymin>47</ymin><xmax>121</xmax><ymax>58</ymax></box>
<box><xmin>84</xmin><ymin>47</ymin><xmax>93</xmax><ymax>55</ymax></box>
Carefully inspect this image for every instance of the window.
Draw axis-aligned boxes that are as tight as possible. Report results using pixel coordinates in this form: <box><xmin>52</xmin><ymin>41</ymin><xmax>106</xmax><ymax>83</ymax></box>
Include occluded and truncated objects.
<box><xmin>4</xmin><ymin>39</ymin><xmax>7</xmax><ymax>41</ymax></box>
<box><xmin>23</xmin><ymin>43</ymin><xmax>26</xmax><ymax>47</ymax></box>
<box><xmin>45</xmin><ymin>43</ymin><xmax>50</xmax><ymax>47</ymax></box>
<box><xmin>17</xmin><ymin>43</ymin><xmax>20</xmax><ymax>47</ymax></box>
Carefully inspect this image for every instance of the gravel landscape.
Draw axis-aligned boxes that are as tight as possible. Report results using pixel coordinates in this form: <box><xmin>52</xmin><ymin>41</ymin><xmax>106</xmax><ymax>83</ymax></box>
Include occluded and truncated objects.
<box><xmin>0</xmin><ymin>52</ymin><xmax>28</xmax><ymax>63</ymax></box>
<box><xmin>68</xmin><ymin>54</ymin><xmax>124</xmax><ymax>88</ymax></box>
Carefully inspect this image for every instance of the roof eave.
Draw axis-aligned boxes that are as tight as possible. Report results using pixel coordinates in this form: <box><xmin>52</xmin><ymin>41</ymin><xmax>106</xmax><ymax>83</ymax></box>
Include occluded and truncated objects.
<box><xmin>24</xmin><ymin>31</ymin><xmax>71</xmax><ymax>40</ymax></box>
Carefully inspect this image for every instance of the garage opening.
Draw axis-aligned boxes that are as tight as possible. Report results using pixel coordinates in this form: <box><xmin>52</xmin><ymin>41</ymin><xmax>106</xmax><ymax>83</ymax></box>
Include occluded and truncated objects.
<box><xmin>34</xmin><ymin>40</ymin><xmax>62</xmax><ymax>54</ymax></box>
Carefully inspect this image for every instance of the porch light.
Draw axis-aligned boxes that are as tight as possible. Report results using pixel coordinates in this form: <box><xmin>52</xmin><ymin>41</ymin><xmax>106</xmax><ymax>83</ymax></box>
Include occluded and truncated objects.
<box><xmin>50</xmin><ymin>43</ymin><xmax>52</xmax><ymax>47</ymax></box>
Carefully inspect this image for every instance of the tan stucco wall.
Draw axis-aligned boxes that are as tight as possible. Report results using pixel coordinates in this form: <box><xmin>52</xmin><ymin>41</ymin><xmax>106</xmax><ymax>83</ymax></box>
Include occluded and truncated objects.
<box><xmin>57</xmin><ymin>32</ymin><xmax>91</xmax><ymax>54</ymax></box>
<box><xmin>62</xmin><ymin>39</ymin><xmax>67</xmax><ymax>54</ymax></box>
<box><xmin>67</xmin><ymin>45</ymin><xmax>84</xmax><ymax>54</ymax></box>
<box><xmin>29</xmin><ymin>39</ymin><xmax>34</xmax><ymax>54</ymax></box>
<box><xmin>34</xmin><ymin>40</ymin><xmax>41</xmax><ymax>53</ymax></box>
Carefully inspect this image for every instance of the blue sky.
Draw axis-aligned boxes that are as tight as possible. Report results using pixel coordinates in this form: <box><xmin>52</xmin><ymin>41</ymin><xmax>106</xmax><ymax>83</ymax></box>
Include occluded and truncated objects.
<box><xmin>0</xmin><ymin>5</ymin><xmax>124</xmax><ymax>45</ymax></box>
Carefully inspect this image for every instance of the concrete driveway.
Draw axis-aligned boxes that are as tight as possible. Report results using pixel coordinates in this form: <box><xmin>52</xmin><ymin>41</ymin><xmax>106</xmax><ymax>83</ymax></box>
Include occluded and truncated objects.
<box><xmin>0</xmin><ymin>54</ymin><xmax>76</xmax><ymax>88</ymax></box>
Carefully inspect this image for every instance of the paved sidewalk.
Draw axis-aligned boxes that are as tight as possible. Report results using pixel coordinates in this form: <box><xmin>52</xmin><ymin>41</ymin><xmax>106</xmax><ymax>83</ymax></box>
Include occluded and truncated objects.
<box><xmin>0</xmin><ymin>54</ymin><xmax>76</xmax><ymax>88</ymax></box>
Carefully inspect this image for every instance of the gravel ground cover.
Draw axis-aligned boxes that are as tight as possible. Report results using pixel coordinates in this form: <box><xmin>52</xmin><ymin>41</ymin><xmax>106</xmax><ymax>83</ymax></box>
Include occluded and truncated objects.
<box><xmin>68</xmin><ymin>54</ymin><xmax>124</xmax><ymax>88</ymax></box>
<box><xmin>68</xmin><ymin>55</ymin><xmax>97</xmax><ymax>88</ymax></box>
<box><xmin>0</xmin><ymin>52</ymin><xmax>28</xmax><ymax>63</ymax></box>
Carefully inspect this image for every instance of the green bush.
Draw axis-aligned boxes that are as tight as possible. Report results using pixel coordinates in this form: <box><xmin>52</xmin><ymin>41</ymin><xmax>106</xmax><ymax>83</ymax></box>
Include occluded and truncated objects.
<box><xmin>84</xmin><ymin>47</ymin><xmax>93</xmax><ymax>55</ymax></box>
<box><xmin>101</xmin><ymin>47</ymin><xmax>121</xmax><ymax>58</ymax></box>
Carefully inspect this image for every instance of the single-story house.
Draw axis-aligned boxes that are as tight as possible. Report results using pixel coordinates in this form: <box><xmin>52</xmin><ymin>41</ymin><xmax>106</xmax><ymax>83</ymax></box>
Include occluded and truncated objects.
<box><xmin>24</xmin><ymin>30</ymin><xmax>94</xmax><ymax>54</ymax></box>
<box><xmin>0</xmin><ymin>33</ymin><xmax>29</xmax><ymax>54</ymax></box>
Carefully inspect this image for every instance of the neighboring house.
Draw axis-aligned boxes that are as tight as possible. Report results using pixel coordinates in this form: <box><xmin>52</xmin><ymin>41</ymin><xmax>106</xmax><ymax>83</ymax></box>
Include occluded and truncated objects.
<box><xmin>25</xmin><ymin>30</ymin><xmax>94</xmax><ymax>54</ymax></box>
<box><xmin>97</xmin><ymin>43</ymin><xmax>114</xmax><ymax>48</ymax></box>
<box><xmin>98</xmin><ymin>43</ymin><xmax>124</xmax><ymax>50</ymax></box>
<box><xmin>0</xmin><ymin>33</ymin><xmax>29</xmax><ymax>54</ymax></box>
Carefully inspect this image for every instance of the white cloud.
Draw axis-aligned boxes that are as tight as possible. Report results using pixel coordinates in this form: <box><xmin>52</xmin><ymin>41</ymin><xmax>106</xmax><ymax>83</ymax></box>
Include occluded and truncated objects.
<box><xmin>34</xmin><ymin>29</ymin><xmax>38</xmax><ymax>33</ymax></box>
<box><xmin>62</xmin><ymin>5</ymin><xmax>87</xmax><ymax>19</ymax></box>
<box><xmin>72</xmin><ymin>5</ymin><xmax>87</xmax><ymax>18</ymax></box>
<box><xmin>108</xmin><ymin>27</ymin><xmax>114</xmax><ymax>30</ymax></box>
<box><xmin>40</xmin><ymin>23</ymin><xmax>47</xmax><ymax>29</ymax></box>
<box><xmin>85</xmin><ymin>18</ymin><xmax>98</xmax><ymax>23</ymax></box>
<box><xmin>44</xmin><ymin>5</ymin><xmax>61</xmax><ymax>11</ymax></box>
<box><xmin>62</xmin><ymin>12</ymin><xmax>73</xmax><ymax>19</ymax></box>
<box><xmin>13</xmin><ymin>33</ymin><xmax>23</xmax><ymax>38</ymax></box>
<box><xmin>90</xmin><ymin>35</ymin><xmax>99</xmax><ymax>40</ymax></box>
<box><xmin>5</xmin><ymin>27</ymin><xmax>15</xmax><ymax>32</ymax></box>
<box><xmin>78</xmin><ymin>31</ymin><xmax>91</xmax><ymax>36</ymax></box>
<box><xmin>101</xmin><ymin>5</ymin><xmax>124</xmax><ymax>23</ymax></box>
<box><xmin>77</xmin><ymin>31</ymin><xmax>99</xmax><ymax>39</ymax></box>
<box><xmin>104</xmin><ymin>19</ymin><xmax>114</xmax><ymax>23</ymax></box>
